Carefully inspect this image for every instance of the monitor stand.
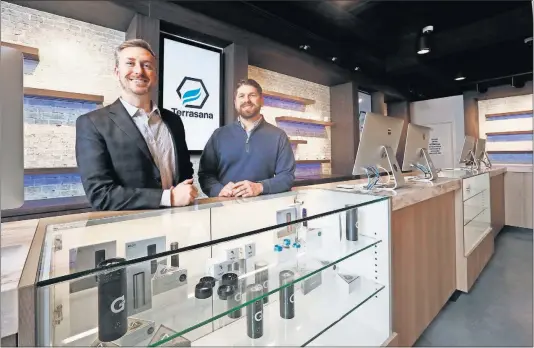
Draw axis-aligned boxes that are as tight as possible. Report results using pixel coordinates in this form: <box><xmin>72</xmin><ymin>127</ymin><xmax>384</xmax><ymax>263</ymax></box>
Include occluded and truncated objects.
<box><xmin>379</xmin><ymin>145</ymin><xmax>405</xmax><ymax>190</ymax></box>
<box><xmin>464</xmin><ymin>150</ymin><xmax>478</xmax><ymax>171</ymax></box>
<box><xmin>479</xmin><ymin>151</ymin><xmax>492</xmax><ymax>169</ymax></box>
<box><xmin>421</xmin><ymin>148</ymin><xmax>439</xmax><ymax>181</ymax></box>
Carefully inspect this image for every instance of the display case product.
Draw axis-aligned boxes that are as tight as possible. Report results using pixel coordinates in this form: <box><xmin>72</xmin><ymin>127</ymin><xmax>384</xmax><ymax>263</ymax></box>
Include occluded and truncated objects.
<box><xmin>18</xmin><ymin>189</ymin><xmax>392</xmax><ymax>347</ymax></box>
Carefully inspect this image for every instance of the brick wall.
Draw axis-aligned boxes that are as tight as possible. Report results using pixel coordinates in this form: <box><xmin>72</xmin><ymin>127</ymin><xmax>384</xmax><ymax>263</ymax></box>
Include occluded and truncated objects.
<box><xmin>248</xmin><ymin>65</ymin><xmax>332</xmax><ymax>176</ymax></box>
<box><xmin>1</xmin><ymin>1</ymin><xmax>125</xmax><ymax>200</ymax></box>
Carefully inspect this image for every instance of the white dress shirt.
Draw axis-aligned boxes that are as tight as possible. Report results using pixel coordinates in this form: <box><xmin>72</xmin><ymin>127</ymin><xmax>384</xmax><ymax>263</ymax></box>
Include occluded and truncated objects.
<box><xmin>119</xmin><ymin>98</ymin><xmax>176</xmax><ymax>206</ymax></box>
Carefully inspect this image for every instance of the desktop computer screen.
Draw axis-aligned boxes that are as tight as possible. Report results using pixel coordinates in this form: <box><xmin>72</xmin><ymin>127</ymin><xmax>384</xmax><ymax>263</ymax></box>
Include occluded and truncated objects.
<box><xmin>1</xmin><ymin>46</ymin><xmax>24</xmax><ymax>210</ymax></box>
<box><xmin>402</xmin><ymin>123</ymin><xmax>438</xmax><ymax>180</ymax></box>
<box><xmin>352</xmin><ymin>112</ymin><xmax>405</xmax><ymax>189</ymax></box>
<box><xmin>459</xmin><ymin>135</ymin><xmax>477</xmax><ymax>165</ymax></box>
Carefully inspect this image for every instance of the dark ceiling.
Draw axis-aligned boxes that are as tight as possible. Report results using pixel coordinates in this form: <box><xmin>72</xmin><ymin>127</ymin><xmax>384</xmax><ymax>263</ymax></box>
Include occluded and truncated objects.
<box><xmin>173</xmin><ymin>0</ymin><xmax>533</xmax><ymax>101</ymax></box>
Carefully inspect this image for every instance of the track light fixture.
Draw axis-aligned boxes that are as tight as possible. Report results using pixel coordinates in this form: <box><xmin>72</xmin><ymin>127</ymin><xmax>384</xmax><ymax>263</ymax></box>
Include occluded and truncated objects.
<box><xmin>476</xmin><ymin>84</ymin><xmax>488</xmax><ymax>94</ymax></box>
<box><xmin>331</xmin><ymin>56</ymin><xmax>338</xmax><ymax>62</ymax></box>
<box><xmin>417</xmin><ymin>25</ymin><xmax>433</xmax><ymax>55</ymax></box>
<box><xmin>299</xmin><ymin>44</ymin><xmax>311</xmax><ymax>51</ymax></box>
<box><xmin>511</xmin><ymin>76</ymin><xmax>525</xmax><ymax>88</ymax></box>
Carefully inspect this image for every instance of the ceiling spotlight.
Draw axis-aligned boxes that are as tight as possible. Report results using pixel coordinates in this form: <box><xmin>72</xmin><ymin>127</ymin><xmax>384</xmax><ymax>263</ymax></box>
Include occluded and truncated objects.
<box><xmin>299</xmin><ymin>44</ymin><xmax>311</xmax><ymax>51</ymax></box>
<box><xmin>354</xmin><ymin>66</ymin><xmax>360</xmax><ymax>71</ymax></box>
<box><xmin>417</xmin><ymin>25</ymin><xmax>433</xmax><ymax>55</ymax></box>
<box><xmin>331</xmin><ymin>56</ymin><xmax>338</xmax><ymax>62</ymax></box>
<box><xmin>454</xmin><ymin>72</ymin><xmax>466</xmax><ymax>81</ymax></box>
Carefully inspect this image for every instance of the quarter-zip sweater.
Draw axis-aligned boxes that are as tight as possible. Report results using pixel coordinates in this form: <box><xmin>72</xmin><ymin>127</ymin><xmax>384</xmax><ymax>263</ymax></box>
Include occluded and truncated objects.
<box><xmin>198</xmin><ymin>118</ymin><xmax>296</xmax><ymax>197</ymax></box>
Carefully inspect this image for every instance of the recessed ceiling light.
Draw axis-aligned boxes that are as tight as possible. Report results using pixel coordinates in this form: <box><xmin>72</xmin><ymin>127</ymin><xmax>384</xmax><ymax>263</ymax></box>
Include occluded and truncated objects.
<box><xmin>454</xmin><ymin>72</ymin><xmax>466</xmax><ymax>81</ymax></box>
<box><xmin>417</xmin><ymin>47</ymin><xmax>430</xmax><ymax>55</ymax></box>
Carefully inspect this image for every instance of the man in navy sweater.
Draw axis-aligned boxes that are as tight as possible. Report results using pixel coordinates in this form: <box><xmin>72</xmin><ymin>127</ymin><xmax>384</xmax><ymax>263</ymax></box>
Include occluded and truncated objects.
<box><xmin>198</xmin><ymin>79</ymin><xmax>296</xmax><ymax>198</ymax></box>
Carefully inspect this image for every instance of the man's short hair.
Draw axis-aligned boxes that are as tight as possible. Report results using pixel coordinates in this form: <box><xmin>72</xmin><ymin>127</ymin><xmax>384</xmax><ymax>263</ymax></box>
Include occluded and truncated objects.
<box><xmin>235</xmin><ymin>79</ymin><xmax>263</xmax><ymax>96</ymax></box>
<box><xmin>114</xmin><ymin>39</ymin><xmax>156</xmax><ymax>67</ymax></box>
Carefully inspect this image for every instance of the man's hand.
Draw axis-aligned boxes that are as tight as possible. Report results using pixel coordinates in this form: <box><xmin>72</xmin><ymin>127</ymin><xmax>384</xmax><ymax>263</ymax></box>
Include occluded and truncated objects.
<box><xmin>232</xmin><ymin>180</ymin><xmax>263</xmax><ymax>198</ymax></box>
<box><xmin>171</xmin><ymin>179</ymin><xmax>198</xmax><ymax>206</ymax></box>
<box><xmin>219</xmin><ymin>182</ymin><xmax>236</xmax><ymax>197</ymax></box>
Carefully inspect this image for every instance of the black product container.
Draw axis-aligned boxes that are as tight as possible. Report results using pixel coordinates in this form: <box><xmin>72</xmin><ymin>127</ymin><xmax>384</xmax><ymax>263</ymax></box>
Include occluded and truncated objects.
<box><xmin>246</xmin><ymin>284</ymin><xmax>264</xmax><ymax>339</ymax></box>
<box><xmin>170</xmin><ymin>242</ymin><xmax>179</xmax><ymax>267</ymax></box>
<box><xmin>218</xmin><ymin>284</ymin><xmax>241</xmax><ymax>319</ymax></box>
<box><xmin>279</xmin><ymin>270</ymin><xmax>295</xmax><ymax>319</ymax></box>
<box><xmin>254</xmin><ymin>261</ymin><xmax>269</xmax><ymax>304</ymax></box>
<box><xmin>195</xmin><ymin>283</ymin><xmax>213</xmax><ymax>299</ymax></box>
<box><xmin>222</xmin><ymin>273</ymin><xmax>241</xmax><ymax>319</ymax></box>
<box><xmin>345</xmin><ymin>205</ymin><xmax>359</xmax><ymax>241</ymax></box>
<box><xmin>302</xmin><ymin>208</ymin><xmax>308</xmax><ymax>227</ymax></box>
<box><xmin>97</xmin><ymin>258</ymin><xmax>128</xmax><ymax>343</ymax></box>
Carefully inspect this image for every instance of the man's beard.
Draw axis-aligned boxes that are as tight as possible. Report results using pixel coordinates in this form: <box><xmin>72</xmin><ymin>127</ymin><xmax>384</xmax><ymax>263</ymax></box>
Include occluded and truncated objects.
<box><xmin>237</xmin><ymin>103</ymin><xmax>260</xmax><ymax>119</ymax></box>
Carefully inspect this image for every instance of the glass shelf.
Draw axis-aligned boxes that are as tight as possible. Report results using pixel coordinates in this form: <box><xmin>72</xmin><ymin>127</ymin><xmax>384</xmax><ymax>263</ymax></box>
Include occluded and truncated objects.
<box><xmin>49</xmin><ymin>234</ymin><xmax>381</xmax><ymax>347</ymax></box>
<box><xmin>464</xmin><ymin>206</ymin><xmax>488</xmax><ymax>226</ymax></box>
<box><xmin>463</xmin><ymin>186</ymin><xmax>486</xmax><ymax>203</ymax></box>
<box><xmin>183</xmin><ymin>275</ymin><xmax>384</xmax><ymax>347</ymax></box>
<box><xmin>464</xmin><ymin>210</ymin><xmax>491</xmax><ymax>256</ymax></box>
<box><xmin>37</xmin><ymin>189</ymin><xmax>387</xmax><ymax>284</ymax></box>
<box><xmin>149</xmin><ymin>235</ymin><xmax>381</xmax><ymax>346</ymax></box>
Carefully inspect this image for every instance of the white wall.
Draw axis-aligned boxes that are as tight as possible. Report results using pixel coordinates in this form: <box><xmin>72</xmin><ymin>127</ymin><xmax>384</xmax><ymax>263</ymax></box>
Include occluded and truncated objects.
<box><xmin>410</xmin><ymin>95</ymin><xmax>465</xmax><ymax>169</ymax></box>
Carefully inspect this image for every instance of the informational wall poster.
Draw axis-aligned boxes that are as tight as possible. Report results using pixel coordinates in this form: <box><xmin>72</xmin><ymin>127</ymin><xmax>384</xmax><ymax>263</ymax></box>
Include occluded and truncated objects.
<box><xmin>422</xmin><ymin>122</ymin><xmax>454</xmax><ymax>169</ymax></box>
<box><xmin>428</xmin><ymin>137</ymin><xmax>442</xmax><ymax>155</ymax></box>
<box><xmin>161</xmin><ymin>35</ymin><xmax>222</xmax><ymax>152</ymax></box>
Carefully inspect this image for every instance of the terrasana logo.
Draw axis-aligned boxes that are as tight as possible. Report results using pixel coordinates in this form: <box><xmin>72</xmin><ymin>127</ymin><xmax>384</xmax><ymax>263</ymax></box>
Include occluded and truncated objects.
<box><xmin>173</xmin><ymin>76</ymin><xmax>213</xmax><ymax>119</ymax></box>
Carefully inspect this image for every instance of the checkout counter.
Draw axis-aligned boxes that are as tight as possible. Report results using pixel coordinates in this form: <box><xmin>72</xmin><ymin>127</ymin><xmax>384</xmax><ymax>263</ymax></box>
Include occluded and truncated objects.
<box><xmin>1</xmin><ymin>167</ymin><xmax>507</xmax><ymax>347</ymax></box>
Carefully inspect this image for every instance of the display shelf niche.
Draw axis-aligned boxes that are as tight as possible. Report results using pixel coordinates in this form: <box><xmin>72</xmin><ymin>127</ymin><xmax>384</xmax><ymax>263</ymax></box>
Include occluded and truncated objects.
<box><xmin>486</xmin><ymin>130</ymin><xmax>533</xmax><ymax>136</ymax></box>
<box><xmin>263</xmin><ymin>90</ymin><xmax>315</xmax><ymax>105</ymax></box>
<box><xmin>296</xmin><ymin>159</ymin><xmax>330</xmax><ymax>164</ymax></box>
<box><xmin>1</xmin><ymin>41</ymin><xmax>39</xmax><ymax>61</ymax></box>
<box><xmin>290</xmin><ymin>139</ymin><xmax>308</xmax><ymax>145</ymax></box>
<box><xmin>24</xmin><ymin>87</ymin><xmax>104</xmax><ymax>104</ymax></box>
<box><xmin>24</xmin><ymin>167</ymin><xmax>79</xmax><ymax>175</ymax></box>
<box><xmin>276</xmin><ymin>116</ymin><xmax>334</xmax><ymax>126</ymax></box>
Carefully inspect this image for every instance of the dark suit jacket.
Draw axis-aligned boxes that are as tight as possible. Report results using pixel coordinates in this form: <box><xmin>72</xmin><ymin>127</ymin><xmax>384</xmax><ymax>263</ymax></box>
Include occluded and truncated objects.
<box><xmin>75</xmin><ymin>99</ymin><xmax>193</xmax><ymax>211</ymax></box>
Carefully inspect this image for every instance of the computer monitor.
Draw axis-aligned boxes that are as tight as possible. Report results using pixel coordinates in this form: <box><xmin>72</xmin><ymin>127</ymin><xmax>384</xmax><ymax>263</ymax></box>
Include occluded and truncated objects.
<box><xmin>474</xmin><ymin>138</ymin><xmax>491</xmax><ymax>168</ymax></box>
<box><xmin>352</xmin><ymin>112</ymin><xmax>405</xmax><ymax>189</ymax></box>
<box><xmin>402</xmin><ymin>123</ymin><xmax>438</xmax><ymax>180</ymax></box>
<box><xmin>475</xmin><ymin>138</ymin><xmax>486</xmax><ymax>160</ymax></box>
<box><xmin>0</xmin><ymin>46</ymin><xmax>24</xmax><ymax>210</ymax></box>
<box><xmin>459</xmin><ymin>135</ymin><xmax>477</xmax><ymax>167</ymax></box>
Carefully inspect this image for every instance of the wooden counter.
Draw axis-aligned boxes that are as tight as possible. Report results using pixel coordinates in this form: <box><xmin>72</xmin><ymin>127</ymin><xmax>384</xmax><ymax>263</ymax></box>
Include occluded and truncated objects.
<box><xmin>499</xmin><ymin>165</ymin><xmax>533</xmax><ymax>229</ymax></box>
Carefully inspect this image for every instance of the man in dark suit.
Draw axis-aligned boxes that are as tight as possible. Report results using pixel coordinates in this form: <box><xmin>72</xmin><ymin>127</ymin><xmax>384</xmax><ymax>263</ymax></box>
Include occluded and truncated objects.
<box><xmin>76</xmin><ymin>39</ymin><xmax>198</xmax><ymax>211</ymax></box>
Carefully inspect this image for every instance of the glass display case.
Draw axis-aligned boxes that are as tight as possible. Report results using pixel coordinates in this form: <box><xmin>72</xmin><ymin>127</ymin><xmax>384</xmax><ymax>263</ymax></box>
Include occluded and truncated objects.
<box><xmin>19</xmin><ymin>189</ymin><xmax>392</xmax><ymax>347</ymax></box>
<box><xmin>461</xmin><ymin>172</ymin><xmax>491</xmax><ymax>255</ymax></box>
<box><xmin>440</xmin><ymin>169</ymin><xmax>492</xmax><ymax>256</ymax></box>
